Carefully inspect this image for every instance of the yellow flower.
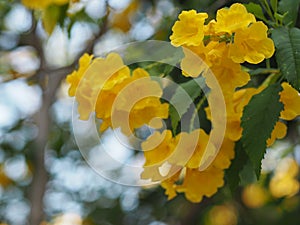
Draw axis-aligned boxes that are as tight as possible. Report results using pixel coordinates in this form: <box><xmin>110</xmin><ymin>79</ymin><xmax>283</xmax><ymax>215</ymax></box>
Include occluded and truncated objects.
<box><xmin>179</xmin><ymin>129</ymin><xmax>209</xmax><ymax>169</ymax></box>
<box><xmin>266</xmin><ymin>121</ymin><xmax>287</xmax><ymax>146</ymax></box>
<box><xmin>205</xmin><ymin>85</ymin><xmax>257</xmax><ymax>142</ymax></box>
<box><xmin>67</xmin><ymin>53</ymin><xmax>128</xmax><ymax>121</ymax></box>
<box><xmin>204</xmin><ymin>19</ymin><xmax>217</xmax><ymax>37</ymax></box>
<box><xmin>111</xmin><ymin>0</ymin><xmax>139</xmax><ymax>32</ymax></box>
<box><xmin>66</xmin><ymin>53</ymin><xmax>94</xmax><ymax>97</ymax></box>
<box><xmin>212</xmin><ymin>138</ymin><xmax>235</xmax><ymax>170</ymax></box>
<box><xmin>269</xmin><ymin>158</ymin><xmax>299</xmax><ymax>198</ymax></box>
<box><xmin>67</xmin><ymin>53</ymin><xmax>168</xmax><ymax>133</ymax></box>
<box><xmin>22</xmin><ymin>0</ymin><xmax>69</xmax><ymax>9</ymax></box>
<box><xmin>208</xmin><ymin>204</ymin><xmax>238</xmax><ymax>225</ymax></box>
<box><xmin>176</xmin><ymin>167</ymin><xmax>224</xmax><ymax>203</ymax></box>
<box><xmin>242</xmin><ymin>184</ymin><xmax>268</xmax><ymax>208</ymax></box>
<box><xmin>108</xmin><ymin>68</ymin><xmax>169</xmax><ymax>134</ymax></box>
<box><xmin>161</xmin><ymin>170</ymin><xmax>181</xmax><ymax>200</ymax></box>
<box><xmin>214</xmin><ymin>3</ymin><xmax>256</xmax><ymax>34</ymax></box>
<box><xmin>229</xmin><ymin>22</ymin><xmax>275</xmax><ymax>64</ymax></box>
<box><xmin>180</xmin><ymin>43</ymin><xmax>208</xmax><ymax>77</ymax></box>
<box><xmin>181</xmin><ymin>41</ymin><xmax>250</xmax><ymax>95</ymax></box>
<box><xmin>170</xmin><ymin>10</ymin><xmax>208</xmax><ymax>47</ymax></box>
<box><xmin>280</xmin><ymin>82</ymin><xmax>300</xmax><ymax>120</ymax></box>
<box><xmin>141</xmin><ymin>128</ymin><xmax>235</xmax><ymax>202</ymax></box>
<box><xmin>141</xmin><ymin>130</ymin><xmax>177</xmax><ymax>181</ymax></box>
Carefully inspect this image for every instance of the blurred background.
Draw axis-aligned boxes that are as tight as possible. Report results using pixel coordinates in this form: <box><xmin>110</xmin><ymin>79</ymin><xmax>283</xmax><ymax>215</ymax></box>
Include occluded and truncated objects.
<box><xmin>0</xmin><ymin>0</ymin><xmax>299</xmax><ymax>224</ymax></box>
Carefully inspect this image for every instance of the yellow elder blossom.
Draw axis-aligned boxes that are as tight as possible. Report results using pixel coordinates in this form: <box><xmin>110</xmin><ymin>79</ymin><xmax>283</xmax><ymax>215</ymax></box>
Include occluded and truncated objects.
<box><xmin>269</xmin><ymin>158</ymin><xmax>299</xmax><ymax>198</ymax></box>
<box><xmin>67</xmin><ymin>53</ymin><xmax>169</xmax><ymax>134</ymax></box>
<box><xmin>266</xmin><ymin>121</ymin><xmax>287</xmax><ymax>147</ymax></box>
<box><xmin>229</xmin><ymin>22</ymin><xmax>275</xmax><ymax>64</ymax></box>
<box><xmin>66</xmin><ymin>53</ymin><xmax>94</xmax><ymax>97</ymax></box>
<box><xmin>164</xmin><ymin>136</ymin><xmax>234</xmax><ymax>203</ymax></box>
<box><xmin>176</xmin><ymin>167</ymin><xmax>224</xmax><ymax>203</ymax></box>
<box><xmin>214</xmin><ymin>3</ymin><xmax>256</xmax><ymax>34</ymax></box>
<box><xmin>141</xmin><ymin>128</ymin><xmax>235</xmax><ymax>202</ymax></box>
<box><xmin>107</xmin><ymin>68</ymin><xmax>169</xmax><ymax>135</ymax></box>
<box><xmin>242</xmin><ymin>184</ymin><xmax>268</xmax><ymax>208</ymax></box>
<box><xmin>22</xmin><ymin>0</ymin><xmax>69</xmax><ymax>9</ymax></box>
<box><xmin>280</xmin><ymin>82</ymin><xmax>300</xmax><ymax>120</ymax></box>
<box><xmin>170</xmin><ymin>10</ymin><xmax>208</xmax><ymax>47</ymax></box>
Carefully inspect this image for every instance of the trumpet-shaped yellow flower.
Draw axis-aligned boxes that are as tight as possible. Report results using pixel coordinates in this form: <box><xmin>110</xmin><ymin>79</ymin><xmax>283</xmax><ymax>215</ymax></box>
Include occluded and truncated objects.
<box><xmin>266</xmin><ymin>121</ymin><xmax>287</xmax><ymax>146</ymax></box>
<box><xmin>177</xmin><ymin>167</ymin><xmax>224</xmax><ymax>203</ymax></box>
<box><xmin>66</xmin><ymin>54</ymin><xmax>94</xmax><ymax>97</ymax></box>
<box><xmin>141</xmin><ymin>130</ymin><xmax>177</xmax><ymax>182</ymax></box>
<box><xmin>280</xmin><ymin>82</ymin><xmax>300</xmax><ymax>120</ymax></box>
<box><xmin>214</xmin><ymin>3</ymin><xmax>256</xmax><ymax>34</ymax></box>
<box><xmin>229</xmin><ymin>22</ymin><xmax>275</xmax><ymax>64</ymax></box>
<box><xmin>67</xmin><ymin>53</ymin><xmax>169</xmax><ymax>134</ymax></box>
<box><xmin>170</xmin><ymin>10</ymin><xmax>208</xmax><ymax>47</ymax></box>
<box><xmin>141</xmin><ymin>128</ymin><xmax>235</xmax><ymax>203</ymax></box>
<box><xmin>161</xmin><ymin>170</ymin><xmax>181</xmax><ymax>200</ymax></box>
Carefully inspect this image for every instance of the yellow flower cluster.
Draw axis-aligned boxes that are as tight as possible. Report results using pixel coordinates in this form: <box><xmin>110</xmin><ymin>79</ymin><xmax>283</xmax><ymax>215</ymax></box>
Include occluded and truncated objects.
<box><xmin>140</xmin><ymin>3</ymin><xmax>300</xmax><ymax>203</ymax></box>
<box><xmin>225</xmin><ymin>82</ymin><xmax>300</xmax><ymax>147</ymax></box>
<box><xmin>141</xmin><ymin>129</ymin><xmax>234</xmax><ymax>202</ymax></box>
<box><xmin>171</xmin><ymin>3</ymin><xmax>274</xmax><ymax>65</ymax></box>
<box><xmin>65</xmin><ymin>3</ymin><xmax>300</xmax><ymax>204</ymax></box>
<box><xmin>66</xmin><ymin>53</ymin><xmax>169</xmax><ymax>135</ymax></box>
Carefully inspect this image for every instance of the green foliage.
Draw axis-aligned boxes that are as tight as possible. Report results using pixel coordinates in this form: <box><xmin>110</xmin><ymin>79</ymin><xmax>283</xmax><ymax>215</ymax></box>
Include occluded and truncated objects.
<box><xmin>241</xmin><ymin>83</ymin><xmax>284</xmax><ymax>178</ymax></box>
<box><xmin>278</xmin><ymin>0</ymin><xmax>300</xmax><ymax>26</ymax></box>
<box><xmin>43</xmin><ymin>4</ymin><xmax>68</xmax><ymax>34</ymax></box>
<box><xmin>270</xmin><ymin>0</ymin><xmax>278</xmax><ymax>14</ymax></box>
<box><xmin>1</xmin><ymin>0</ymin><xmax>300</xmax><ymax>224</ymax></box>
<box><xmin>272</xmin><ymin>27</ymin><xmax>300</xmax><ymax>90</ymax></box>
<box><xmin>138</xmin><ymin>62</ymin><xmax>174</xmax><ymax>78</ymax></box>
<box><xmin>244</xmin><ymin>2</ymin><xmax>267</xmax><ymax>22</ymax></box>
<box><xmin>169</xmin><ymin>77</ymin><xmax>205</xmax><ymax>134</ymax></box>
<box><xmin>225</xmin><ymin>141</ymin><xmax>247</xmax><ymax>192</ymax></box>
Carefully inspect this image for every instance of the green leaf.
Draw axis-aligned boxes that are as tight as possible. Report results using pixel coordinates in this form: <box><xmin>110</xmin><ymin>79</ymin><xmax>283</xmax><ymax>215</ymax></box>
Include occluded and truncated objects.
<box><xmin>244</xmin><ymin>3</ymin><xmax>267</xmax><ymax>21</ymax></box>
<box><xmin>42</xmin><ymin>3</ymin><xmax>68</xmax><ymax>35</ymax></box>
<box><xmin>141</xmin><ymin>62</ymin><xmax>174</xmax><ymax>77</ymax></box>
<box><xmin>278</xmin><ymin>0</ymin><xmax>300</xmax><ymax>26</ymax></box>
<box><xmin>241</xmin><ymin>83</ymin><xmax>283</xmax><ymax>178</ymax></box>
<box><xmin>270</xmin><ymin>0</ymin><xmax>278</xmax><ymax>13</ymax></box>
<box><xmin>225</xmin><ymin>141</ymin><xmax>248</xmax><ymax>193</ymax></box>
<box><xmin>239</xmin><ymin>160</ymin><xmax>257</xmax><ymax>186</ymax></box>
<box><xmin>272</xmin><ymin>27</ymin><xmax>300</xmax><ymax>90</ymax></box>
<box><xmin>169</xmin><ymin>77</ymin><xmax>206</xmax><ymax>134</ymax></box>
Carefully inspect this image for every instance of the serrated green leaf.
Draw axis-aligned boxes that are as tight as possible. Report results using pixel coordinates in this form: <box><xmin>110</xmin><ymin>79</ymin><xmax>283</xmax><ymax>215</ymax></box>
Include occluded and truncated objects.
<box><xmin>169</xmin><ymin>77</ymin><xmax>205</xmax><ymax>134</ymax></box>
<box><xmin>278</xmin><ymin>0</ymin><xmax>300</xmax><ymax>26</ymax></box>
<box><xmin>270</xmin><ymin>0</ymin><xmax>278</xmax><ymax>13</ymax></box>
<box><xmin>241</xmin><ymin>83</ymin><xmax>283</xmax><ymax>178</ymax></box>
<box><xmin>244</xmin><ymin>3</ymin><xmax>267</xmax><ymax>21</ymax></box>
<box><xmin>272</xmin><ymin>27</ymin><xmax>300</xmax><ymax>90</ymax></box>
